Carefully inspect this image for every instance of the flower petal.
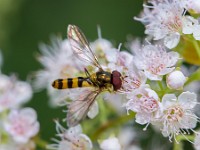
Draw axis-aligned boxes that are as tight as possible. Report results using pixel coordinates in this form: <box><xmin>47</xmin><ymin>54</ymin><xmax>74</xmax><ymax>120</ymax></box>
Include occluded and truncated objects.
<box><xmin>193</xmin><ymin>25</ymin><xmax>200</xmax><ymax>40</ymax></box>
<box><xmin>87</xmin><ymin>101</ymin><xmax>99</xmax><ymax>119</ymax></box>
<box><xmin>162</xmin><ymin>94</ymin><xmax>177</xmax><ymax>108</ymax></box>
<box><xmin>135</xmin><ymin>112</ymin><xmax>150</xmax><ymax>125</ymax></box>
<box><xmin>178</xmin><ymin>91</ymin><xmax>197</xmax><ymax>109</ymax></box>
<box><xmin>164</xmin><ymin>33</ymin><xmax>180</xmax><ymax>49</ymax></box>
<box><xmin>180</xmin><ymin>113</ymin><xmax>197</xmax><ymax>129</ymax></box>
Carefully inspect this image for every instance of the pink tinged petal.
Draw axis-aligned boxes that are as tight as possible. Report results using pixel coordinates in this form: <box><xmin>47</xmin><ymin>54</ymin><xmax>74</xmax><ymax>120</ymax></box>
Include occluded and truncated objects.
<box><xmin>180</xmin><ymin>114</ymin><xmax>197</xmax><ymax>129</ymax></box>
<box><xmin>164</xmin><ymin>33</ymin><xmax>180</xmax><ymax>49</ymax></box>
<box><xmin>145</xmin><ymin>88</ymin><xmax>159</xmax><ymax>101</ymax></box>
<box><xmin>118</xmin><ymin>51</ymin><xmax>133</xmax><ymax>66</ymax></box>
<box><xmin>105</xmin><ymin>48</ymin><xmax>118</xmax><ymax>63</ymax></box>
<box><xmin>79</xmin><ymin>134</ymin><xmax>93</xmax><ymax>149</ymax></box>
<box><xmin>87</xmin><ymin>101</ymin><xmax>99</xmax><ymax>119</ymax></box>
<box><xmin>26</xmin><ymin>122</ymin><xmax>40</xmax><ymax>136</ymax></box>
<box><xmin>4</xmin><ymin>108</ymin><xmax>39</xmax><ymax>143</ymax></box>
<box><xmin>144</xmin><ymin>70</ymin><xmax>162</xmax><ymax>81</ymax></box>
<box><xmin>151</xmin><ymin>28</ymin><xmax>166</xmax><ymax>40</ymax></box>
<box><xmin>67</xmin><ymin>124</ymin><xmax>82</xmax><ymax>136</ymax></box>
<box><xmin>166</xmin><ymin>51</ymin><xmax>179</xmax><ymax>67</ymax></box>
<box><xmin>135</xmin><ymin>112</ymin><xmax>151</xmax><ymax>125</ymax></box>
<box><xmin>162</xmin><ymin>94</ymin><xmax>177</xmax><ymax>108</ymax></box>
<box><xmin>20</xmin><ymin>108</ymin><xmax>37</xmax><ymax>123</ymax></box>
<box><xmin>14</xmin><ymin>136</ymin><xmax>30</xmax><ymax>143</ymax></box>
<box><xmin>158</xmin><ymin>67</ymin><xmax>175</xmax><ymax>76</ymax></box>
<box><xmin>178</xmin><ymin>91</ymin><xmax>197</xmax><ymax>109</ymax></box>
<box><xmin>140</xmin><ymin>72</ymin><xmax>147</xmax><ymax>85</ymax></box>
<box><xmin>125</xmin><ymin>99</ymin><xmax>140</xmax><ymax>113</ymax></box>
<box><xmin>14</xmin><ymin>81</ymin><xmax>33</xmax><ymax>103</ymax></box>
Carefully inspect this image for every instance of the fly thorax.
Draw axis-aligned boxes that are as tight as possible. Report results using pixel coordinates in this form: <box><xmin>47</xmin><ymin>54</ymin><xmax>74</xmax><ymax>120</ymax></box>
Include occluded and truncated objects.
<box><xmin>96</xmin><ymin>71</ymin><xmax>112</xmax><ymax>86</ymax></box>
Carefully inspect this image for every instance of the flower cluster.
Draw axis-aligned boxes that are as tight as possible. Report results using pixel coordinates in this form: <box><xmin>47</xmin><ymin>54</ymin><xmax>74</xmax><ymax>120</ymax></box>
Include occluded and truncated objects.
<box><xmin>47</xmin><ymin>121</ymin><xmax>92</xmax><ymax>150</ymax></box>
<box><xmin>135</xmin><ymin>0</ymin><xmax>200</xmax><ymax>48</ymax></box>
<box><xmin>0</xmin><ymin>53</ymin><xmax>40</xmax><ymax>149</ymax></box>
<box><xmin>32</xmin><ymin>0</ymin><xmax>200</xmax><ymax>149</ymax></box>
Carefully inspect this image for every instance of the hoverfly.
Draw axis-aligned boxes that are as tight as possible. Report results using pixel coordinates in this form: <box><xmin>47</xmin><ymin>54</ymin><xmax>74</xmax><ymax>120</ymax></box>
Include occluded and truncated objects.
<box><xmin>52</xmin><ymin>25</ymin><xmax>122</xmax><ymax>127</ymax></box>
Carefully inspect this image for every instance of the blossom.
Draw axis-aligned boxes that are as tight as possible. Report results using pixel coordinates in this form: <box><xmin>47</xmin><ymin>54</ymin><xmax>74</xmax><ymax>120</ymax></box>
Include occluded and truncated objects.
<box><xmin>34</xmin><ymin>36</ymin><xmax>83</xmax><ymax>106</ymax></box>
<box><xmin>0</xmin><ymin>74</ymin><xmax>32</xmax><ymax>112</ymax></box>
<box><xmin>159</xmin><ymin>92</ymin><xmax>198</xmax><ymax>142</ymax></box>
<box><xmin>3</xmin><ymin>108</ymin><xmax>40</xmax><ymax>143</ymax></box>
<box><xmin>132</xmin><ymin>44</ymin><xmax>179</xmax><ymax>80</ymax></box>
<box><xmin>126</xmin><ymin>88</ymin><xmax>160</xmax><ymax>126</ymax></box>
<box><xmin>166</xmin><ymin>70</ymin><xmax>187</xmax><ymax>90</ymax></box>
<box><xmin>135</xmin><ymin>0</ymin><xmax>200</xmax><ymax>48</ymax></box>
<box><xmin>47</xmin><ymin>121</ymin><xmax>92</xmax><ymax>150</ymax></box>
<box><xmin>122</xmin><ymin>63</ymin><xmax>147</xmax><ymax>92</ymax></box>
<box><xmin>100</xmin><ymin>137</ymin><xmax>121</xmax><ymax>150</ymax></box>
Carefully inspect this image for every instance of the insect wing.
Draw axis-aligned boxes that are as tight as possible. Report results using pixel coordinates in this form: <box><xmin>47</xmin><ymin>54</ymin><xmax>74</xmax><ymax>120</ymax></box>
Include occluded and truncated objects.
<box><xmin>67</xmin><ymin>89</ymin><xmax>100</xmax><ymax>127</ymax></box>
<box><xmin>68</xmin><ymin>24</ymin><xmax>103</xmax><ymax>70</ymax></box>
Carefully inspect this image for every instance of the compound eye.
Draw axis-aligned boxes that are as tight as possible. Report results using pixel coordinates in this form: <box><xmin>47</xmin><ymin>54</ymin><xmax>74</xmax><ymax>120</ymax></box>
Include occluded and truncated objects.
<box><xmin>112</xmin><ymin>70</ymin><xmax>122</xmax><ymax>91</ymax></box>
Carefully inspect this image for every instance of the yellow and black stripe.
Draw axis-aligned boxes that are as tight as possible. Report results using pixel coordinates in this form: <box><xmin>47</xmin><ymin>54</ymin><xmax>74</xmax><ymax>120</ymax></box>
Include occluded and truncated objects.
<box><xmin>52</xmin><ymin>77</ymin><xmax>92</xmax><ymax>89</ymax></box>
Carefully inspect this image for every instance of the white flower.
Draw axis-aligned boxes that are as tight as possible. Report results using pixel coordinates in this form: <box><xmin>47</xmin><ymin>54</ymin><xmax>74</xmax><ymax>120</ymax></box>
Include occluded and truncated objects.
<box><xmin>135</xmin><ymin>0</ymin><xmax>200</xmax><ymax>48</ymax></box>
<box><xmin>47</xmin><ymin>121</ymin><xmax>92</xmax><ymax>150</ymax></box>
<box><xmin>159</xmin><ymin>92</ymin><xmax>198</xmax><ymax>142</ymax></box>
<box><xmin>0</xmin><ymin>75</ymin><xmax>32</xmax><ymax>112</ymax></box>
<box><xmin>166</xmin><ymin>70</ymin><xmax>187</xmax><ymax>90</ymax></box>
<box><xmin>122</xmin><ymin>63</ymin><xmax>147</xmax><ymax>92</ymax></box>
<box><xmin>126</xmin><ymin>88</ymin><xmax>160</xmax><ymax>126</ymax></box>
<box><xmin>100</xmin><ymin>137</ymin><xmax>121</xmax><ymax>150</ymax></box>
<box><xmin>3</xmin><ymin>108</ymin><xmax>39</xmax><ymax>143</ymax></box>
<box><xmin>132</xmin><ymin>44</ymin><xmax>179</xmax><ymax>80</ymax></box>
<box><xmin>34</xmin><ymin>36</ymin><xmax>83</xmax><ymax>106</ymax></box>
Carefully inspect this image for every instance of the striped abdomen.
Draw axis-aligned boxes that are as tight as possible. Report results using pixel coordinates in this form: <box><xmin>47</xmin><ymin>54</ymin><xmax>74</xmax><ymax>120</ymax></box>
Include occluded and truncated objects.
<box><xmin>52</xmin><ymin>77</ymin><xmax>92</xmax><ymax>89</ymax></box>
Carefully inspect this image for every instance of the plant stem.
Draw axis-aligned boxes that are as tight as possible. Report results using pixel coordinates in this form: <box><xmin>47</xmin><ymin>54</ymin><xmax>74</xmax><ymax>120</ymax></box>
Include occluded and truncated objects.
<box><xmin>91</xmin><ymin>112</ymin><xmax>135</xmax><ymax>141</ymax></box>
<box><xmin>34</xmin><ymin>136</ymin><xmax>48</xmax><ymax>149</ymax></box>
<box><xmin>173</xmin><ymin>135</ymin><xmax>194</xmax><ymax>150</ymax></box>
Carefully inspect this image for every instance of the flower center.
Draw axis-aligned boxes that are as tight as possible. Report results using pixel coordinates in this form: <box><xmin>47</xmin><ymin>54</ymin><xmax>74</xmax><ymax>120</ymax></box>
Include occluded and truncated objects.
<box><xmin>165</xmin><ymin>106</ymin><xmax>183</xmax><ymax>123</ymax></box>
<box><xmin>165</xmin><ymin>15</ymin><xmax>183</xmax><ymax>33</ymax></box>
<box><xmin>140</xmin><ymin>96</ymin><xmax>158</xmax><ymax>113</ymax></box>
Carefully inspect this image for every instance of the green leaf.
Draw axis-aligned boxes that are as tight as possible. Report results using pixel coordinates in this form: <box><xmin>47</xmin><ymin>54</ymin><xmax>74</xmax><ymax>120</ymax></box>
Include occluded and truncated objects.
<box><xmin>185</xmin><ymin>68</ymin><xmax>200</xmax><ymax>86</ymax></box>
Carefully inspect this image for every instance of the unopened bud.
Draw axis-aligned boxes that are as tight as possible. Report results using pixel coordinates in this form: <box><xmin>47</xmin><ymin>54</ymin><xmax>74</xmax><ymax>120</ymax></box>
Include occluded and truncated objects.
<box><xmin>166</xmin><ymin>70</ymin><xmax>187</xmax><ymax>90</ymax></box>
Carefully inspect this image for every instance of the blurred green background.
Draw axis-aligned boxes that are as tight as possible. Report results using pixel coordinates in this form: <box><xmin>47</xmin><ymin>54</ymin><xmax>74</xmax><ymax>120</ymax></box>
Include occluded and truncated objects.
<box><xmin>0</xmin><ymin>0</ymin><xmax>145</xmax><ymax>149</ymax></box>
